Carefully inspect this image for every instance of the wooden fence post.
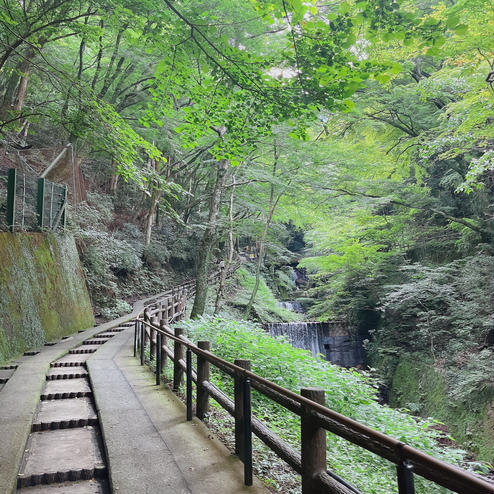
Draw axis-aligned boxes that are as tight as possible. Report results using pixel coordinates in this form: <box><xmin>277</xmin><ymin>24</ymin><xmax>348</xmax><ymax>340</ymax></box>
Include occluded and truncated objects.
<box><xmin>156</xmin><ymin>331</ymin><xmax>162</xmax><ymax>385</ymax></box>
<box><xmin>141</xmin><ymin>311</ymin><xmax>149</xmax><ymax>365</ymax></box>
<box><xmin>133</xmin><ymin>320</ymin><xmax>138</xmax><ymax>357</ymax></box>
<box><xmin>159</xmin><ymin>319</ymin><xmax>168</xmax><ymax>372</ymax></box>
<box><xmin>150</xmin><ymin>316</ymin><xmax>157</xmax><ymax>361</ymax></box>
<box><xmin>234</xmin><ymin>359</ymin><xmax>251</xmax><ymax>460</ymax></box>
<box><xmin>161</xmin><ymin>299</ymin><xmax>168</xmax><ymax>324</ymax></box>
<box><xmin>173</xmin><ymin>327</ymin><xmax>184</xmax><ymax>391</ymax></box>
<box><xmin>301</xmin><ymin>387</ymin><xmax>326</xmax><ymax>494</ymax></box>
<box><xmin>196</xmin><ymin>340</ymin><xmax>210</xmax><ymax>419</ymax></box>
<box><xmin>169</xmin><ymin>294</ymin><xmax>175</xmax><ymax>323</ymax></box>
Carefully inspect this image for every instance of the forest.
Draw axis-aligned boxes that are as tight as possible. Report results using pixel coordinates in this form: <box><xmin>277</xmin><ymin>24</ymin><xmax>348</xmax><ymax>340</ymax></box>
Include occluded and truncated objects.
<box><xmin>0</xmin><ymin>0</ymin><xmax>492</xmax><ymax>491</ymax></box>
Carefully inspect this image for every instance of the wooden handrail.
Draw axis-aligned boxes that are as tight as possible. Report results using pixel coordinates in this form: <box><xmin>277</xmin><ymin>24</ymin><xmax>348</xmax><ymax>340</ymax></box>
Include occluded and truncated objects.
<box><xmin>136</xmin><ymin>316</ymin><xmax>494</xmax><ymax>494</ymax></box>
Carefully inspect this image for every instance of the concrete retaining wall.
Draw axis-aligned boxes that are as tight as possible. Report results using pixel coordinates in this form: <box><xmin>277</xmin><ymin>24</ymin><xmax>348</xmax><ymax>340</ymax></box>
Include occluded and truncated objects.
<box><xmin>0</xmin><ymin>232</ymin><xmax>94</xmax><ymax>364</ymax></box>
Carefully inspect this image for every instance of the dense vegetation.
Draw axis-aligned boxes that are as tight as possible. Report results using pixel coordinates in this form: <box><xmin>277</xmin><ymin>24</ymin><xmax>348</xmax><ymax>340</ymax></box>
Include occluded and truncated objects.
<box><xmin>178</xmin><ymin>316</ymin><xmax>464</xmax><ymax>494</ymax></box>
<box><xmin>0</xmin><ymin>0</ymin><xmax>492</xmax><ymax>472</ymax></box>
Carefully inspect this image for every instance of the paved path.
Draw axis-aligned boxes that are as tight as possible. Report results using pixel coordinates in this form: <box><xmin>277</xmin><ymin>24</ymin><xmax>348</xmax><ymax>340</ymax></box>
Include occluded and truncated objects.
<box><xmin>88</xmin><ymin>327</ymin><xmax>267</xmax><ymax>494</ymax></box>
<box><xmin>0</xmin><ymin>315</ymin><xmax>131</xmax><ymax>494</ymax></box>
<box><xmin>0</xmin><ymin>315</ymin><xmax>269</xmax><ymax>494</ymax></box>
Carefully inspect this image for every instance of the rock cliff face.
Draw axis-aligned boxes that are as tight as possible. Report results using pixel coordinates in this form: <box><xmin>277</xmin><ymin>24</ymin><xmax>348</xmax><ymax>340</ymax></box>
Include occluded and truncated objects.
<box><xmin>0</xmin><ymin>233</ymin><xmax>94</xmax><ymax>363</ymax></box>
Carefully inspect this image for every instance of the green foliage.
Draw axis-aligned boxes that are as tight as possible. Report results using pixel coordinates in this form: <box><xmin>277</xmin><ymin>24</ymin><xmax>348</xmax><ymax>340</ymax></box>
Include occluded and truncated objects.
<box><xmin>0</xmin><ymin>0</ymin><xmax>491</xmax><ymax>473</ymax></box>
<box><xmin>99</xmin><ymin>299</ymin><xmax>132</xmax><ymax>319</ymax></box>
<box><xmin>387</xmin><ymin>356</ymin><xmax>494</xmax><ymax>463</ymax></box>
<box><xmin>70</xmin><ymin>193</ymin><xmax>176</xmax><ymax>312</ymax></box>
<box><xmin>180</xmin><ymin>316</ymin><xmax>465</xmax><ymax>493</ymax></box>
<box><xmin>378</xmin><ymin>255</ymin><xmax>494</xmax><ymax>408</ymax></box>
<box><xmin>142</xmin><ymin>242</ymin><xmax>169</xmax><ymax>269</ymax></box>
<box><xmin>228</xmin><ymin>267</ymin><xmax>301</xmax><ymax>322</ymax></box>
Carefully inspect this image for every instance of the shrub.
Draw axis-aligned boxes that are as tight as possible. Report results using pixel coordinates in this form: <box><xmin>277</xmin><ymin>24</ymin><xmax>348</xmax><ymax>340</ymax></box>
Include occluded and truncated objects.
<box><xmin>180</xmin><ymin>316</ymin><xmax>465</xmax><ymax>494</ymax></box>
<box><xmin>100</xmin><ymin>299</ymin><xmax>132</xmax><ymax>319</ymax></box>
<box><xmin>143</xmin><ymin>242</ymin><xmax>169</xmax><ymax>269</ymax></box>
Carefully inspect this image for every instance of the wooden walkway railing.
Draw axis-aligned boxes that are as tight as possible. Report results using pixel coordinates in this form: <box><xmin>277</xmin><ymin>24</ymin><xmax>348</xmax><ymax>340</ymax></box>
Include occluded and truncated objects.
<box><xmin>132</xmin><ymin>282</ymin><xmax>494</xmax><ymax>494</ymax></box>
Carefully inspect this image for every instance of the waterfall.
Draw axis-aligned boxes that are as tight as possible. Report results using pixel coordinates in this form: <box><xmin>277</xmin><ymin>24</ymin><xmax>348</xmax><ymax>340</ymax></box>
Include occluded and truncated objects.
<box><xmin>277</xmin><ymin>301</ymin><xmax>306</xmax><ymax>313</ymax></box>
<box><xmin>266</xmin><ymin>322</ymin><xmax>365</xmax><ymax>368</ymax></box>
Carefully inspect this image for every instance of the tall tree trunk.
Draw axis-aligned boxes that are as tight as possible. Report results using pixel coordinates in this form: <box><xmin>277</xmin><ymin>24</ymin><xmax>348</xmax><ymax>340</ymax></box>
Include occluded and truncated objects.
<box><xmin>13</xmin><ymin>71</ymin><xmax>31</xmax><ymax>112</ymax></box>
<box><xmin>190</xmin><ymin>159</ymin><xmax>229</xmax><ymax>319</ymax></box>
<box><xmin>143</xmin><ymin>157</ymin><xmax>160</xmax><ymax>245</ymax></box>
<box><xmin>144</xmin><ymin>185</ymin><xmax>159</xmax><ymax>245</ymax></box>
<box><xmin>11</xmin><ymin>46</ymin><xmax>40</xmax><ymax>114</ymax></box>
<box><xmin>214</xmin><ymin>173</ymin><xmax>237</xmax><ymax>313</ymax></box>
<box><xmin>244</xmin><ymin>144</ymin><xmax>282</xmax><ymax>319</ymax></box>
<box><xmin>0</xmin><ymin>46</ymin><xmax>36</xmax><ymax>119</ymax></box>
<box><xmin>0</xmin><ymin>72</ymin><xmax>20</xmax><ymax>119</ymax></box>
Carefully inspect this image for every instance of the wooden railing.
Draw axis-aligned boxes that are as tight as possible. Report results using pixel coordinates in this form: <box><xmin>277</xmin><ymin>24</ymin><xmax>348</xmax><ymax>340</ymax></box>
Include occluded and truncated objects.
<box><xmin>132</xmin><ymin>285</ymin><xmax>494</xmax><ymax>494</ymax></box>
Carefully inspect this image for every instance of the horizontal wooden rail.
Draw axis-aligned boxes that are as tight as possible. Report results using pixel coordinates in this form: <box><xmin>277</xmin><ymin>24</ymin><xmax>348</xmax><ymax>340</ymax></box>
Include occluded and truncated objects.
<box><xmin>136</xmin><ymin>317</ymin><xmax>494</xmax><ymax>494</ymax></box>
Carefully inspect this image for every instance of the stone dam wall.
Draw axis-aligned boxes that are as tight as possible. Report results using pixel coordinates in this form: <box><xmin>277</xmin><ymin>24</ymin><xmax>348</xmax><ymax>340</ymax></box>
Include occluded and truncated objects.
<box><xmin>267</xmin><ymin>321</ymin><xmax>366</xmax><ymax>368</ymax></box>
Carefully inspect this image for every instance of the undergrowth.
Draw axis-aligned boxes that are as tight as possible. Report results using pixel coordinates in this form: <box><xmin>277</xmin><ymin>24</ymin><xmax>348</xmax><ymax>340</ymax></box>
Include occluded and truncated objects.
<box><xmin>224</xmin><ymin>267</ymin><xmax>303</xmax><ymax>323</ymax></box>
<box><xmin>173</xmin><ymin>316</ymin><xmax>466</xmax><ymax>494</ymax></box>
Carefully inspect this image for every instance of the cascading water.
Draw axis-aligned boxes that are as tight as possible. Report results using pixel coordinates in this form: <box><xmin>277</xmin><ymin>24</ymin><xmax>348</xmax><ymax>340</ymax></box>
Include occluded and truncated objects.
<box><xmin>277</xmin><ymin>301</ymin><xmax>306</xmax><ymax>313</ymax></box>
<box><xmin>267</xmin><ymin>321</ymin><xmax>366</xmax><ymax>368</ymax></box>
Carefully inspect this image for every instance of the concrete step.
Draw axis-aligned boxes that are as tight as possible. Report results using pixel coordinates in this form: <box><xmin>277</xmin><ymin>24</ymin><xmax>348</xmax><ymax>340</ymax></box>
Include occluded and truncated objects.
<box><xmin>69</xmin><ymin>347</ymin><xmax>100</xmax><ymax>355</ymax></box>
<box><xmin>41</xmin><ymin>379</ymin><xmax>91</xmax><ymax>401</ymax></box>
<box><xmin>105</xmin><ymin>327</ymin><xmax>127</xmax><ymax>333</ymax></box>
<box><xmin>82</xmin><ymin>340</ymin><xmax>108</xmax><ymax>346</ymax></box>
<box><xmin>0</xmin><ymin>364</ymin><xmax>18</xmax><ymax>370</ymax></box>
<box><xmin>17</xmin><ymin>427</ymin><xmax>106</xmax><ymax>488</ymax></box>
<box><xmin>24</xmin><ymin>351</ymin><xmax>41</xmax><ymax>356</ymax></box>
<box><xmin>0</xmin><ymin>368</ymin><xmax>15</xmax><ymax>383</ymax></box>
<box><xmin>17</xmin><ymin>479</ymin><xmax>109</xmax><ymax>493</ymax></box>
<box><xmin>51</xmin><ymin>354</ymin><xmax>92</xmax><ymax>367</ymax></box>
<box><xmin>91</xmin><ymin>333</ymin><xmax>115</xmax><ymax>339</ymax></box>
<box><xmin>32</xmin><ymin>398</ymin><xmax>97</xmax><ymax>432</ymax></box>
<box><xmin>46</xmin><ymin>367</ymin><xmax>88</xmax><ymax>380</ymax></box>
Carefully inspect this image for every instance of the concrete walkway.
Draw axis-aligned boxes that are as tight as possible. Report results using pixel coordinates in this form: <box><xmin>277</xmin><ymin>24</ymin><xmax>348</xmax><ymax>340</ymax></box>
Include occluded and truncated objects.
<box><xmin>0</xmin><ymin>314</ymin><xmax>269</xmax><ymax>494</ymax></box>
<box><xmin>87</xmin><ymin>327</ymin><xmax>268</xmax><ymax>494</ymax></box>
<box><xmin>0</xmin><ymin>314</ymin><xmax>134</xmax><ymax>494</ymax></box>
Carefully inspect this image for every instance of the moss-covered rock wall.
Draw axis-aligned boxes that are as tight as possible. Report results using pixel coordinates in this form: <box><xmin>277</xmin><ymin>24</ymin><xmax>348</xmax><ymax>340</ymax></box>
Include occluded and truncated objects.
<box><xmin>0</xmin><ymin>233</ymin><xmax>94</xmax><ymax>364</ymax></box>
<box><xmin>388</xmin><ymin>356</ymin><xmax>494</xmax><ymax>463</ymax></box>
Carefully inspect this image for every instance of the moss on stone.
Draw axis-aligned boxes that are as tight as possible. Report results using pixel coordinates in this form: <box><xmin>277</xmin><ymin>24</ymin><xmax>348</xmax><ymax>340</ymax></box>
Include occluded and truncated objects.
<box><xmin>0</xmin><ymin>232</ymin><xmax>94</xmax><ymax>364</ymax></box>
<box><xmin>389</xmin><ymin>356</ymin><xmax>494</xmax><ymax>463</ymax></box>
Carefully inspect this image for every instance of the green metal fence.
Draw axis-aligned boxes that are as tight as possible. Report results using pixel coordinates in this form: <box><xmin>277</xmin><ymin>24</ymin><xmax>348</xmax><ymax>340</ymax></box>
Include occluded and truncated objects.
<box><xmin>0</xmin><ymin>168</ymin><xmax>67</xmax><ymax>232</ymax></box>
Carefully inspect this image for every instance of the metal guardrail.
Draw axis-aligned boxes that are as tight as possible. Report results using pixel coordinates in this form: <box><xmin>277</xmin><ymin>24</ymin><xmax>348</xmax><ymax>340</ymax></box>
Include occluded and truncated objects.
<box><xmin>132</xmin><ymin>284</ymin><xmax>494</xmax><ymax>494</ymax></box>
<box><xmin>0</xmin><ymin>168</ymin><xmax>67</xmax><ymax>232</ymax></box>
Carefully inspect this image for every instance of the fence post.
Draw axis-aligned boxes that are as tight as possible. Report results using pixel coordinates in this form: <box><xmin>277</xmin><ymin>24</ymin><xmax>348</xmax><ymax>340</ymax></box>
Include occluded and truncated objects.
<box><xmin>234</xmin><ymin>359</ymin><xmax>251</xmax><ymax>460</ymax></box>
<box><xmin>161</xmin><ymin>301</ymin><xmax>167</xmax><ymax>322</ymax></box>
<box><xmin>36</xmin><ymin>177</ymin><xmax>45</xmax><ymax>229</ymax></box>
<box><xmin>178</xmin><ymin>291</ymin><xmax>184</xmax><ymax>319</ymax></box>
<box><xmin>397</xmin><ymin>446</ymin><xmax>415</xmax><ymax>494</ymax></box>
<box><xmin>186</xmin><ymin>348</ymin><xmax>192</xmax><ymax>420</ymax></box>
<box><xmin>243</xmin><ymin>377</ymin><xmax>253</xmax><ymax>486</ymax></box>
<box><xmin>156</xmin><ymin>332</ymin><xmax>162</xmax><ymax>386</ymax></box>
<box><xmin>6</xmin><ymin>168</ymin><xmax>16</xmax><ymax>232</ymax></box>
<box><xmin>134</xmin><ymin>320</ymin><xmax>138</xmax><ymax>357</ymax></box>
<box><xmin>169</xmin><ymin>294</ymin><xmax>175</xmax><ymax>323</ymax></box>
<box><xmin>173</xmin><ymin>327</ymin><xmax>184</xmax><ymax>391</ymax></box>
<box><xmin>141</xmin><ymin>310</ymin><xmax>149</xmax><ymax>365</ymax></box>
<box><xmin>150</xmin><ymin>316</ymin><xmax>157</xmax><ymax>361</ymax></box>
<box><xmin>140</xmin><ymin>320</ymin><xmax>145</xmax><ymax>365</ymax></box>
<box><xmin>196</xmin><ymin>341</ymin><xmax>210</xmax><ymax>419</ymax></box>
<box><xmin>301</xmin><ymin>387</ymin><xmax>326</xmax><ymax>494</ymax></box>
<box><xmin>159</xmin><ymin>319</ymin><xmax>168</xmax><ymax>372</ymax></box>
